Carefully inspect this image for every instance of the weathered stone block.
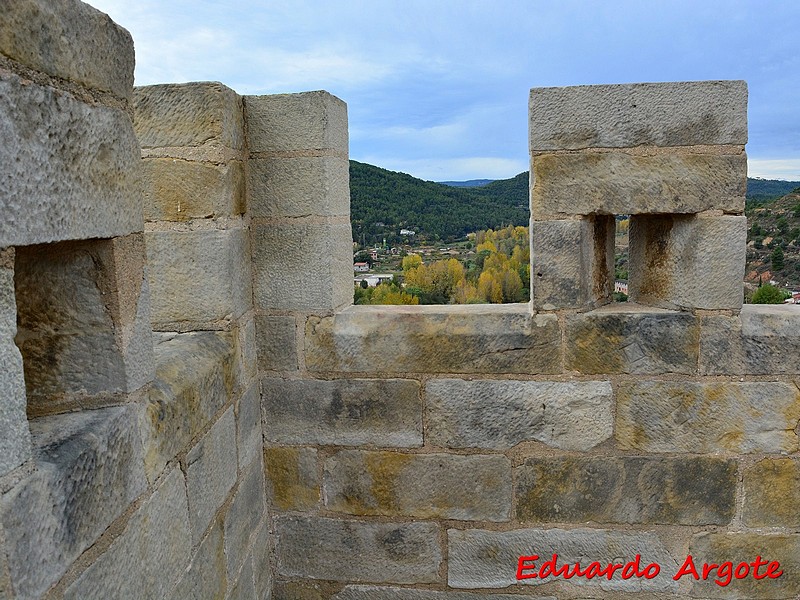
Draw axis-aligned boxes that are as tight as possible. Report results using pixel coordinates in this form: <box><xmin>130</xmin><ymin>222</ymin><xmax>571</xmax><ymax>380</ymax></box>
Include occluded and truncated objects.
<box><xmin>426</xmin><ymin>379</ymin><xmax>613</xmax><ymax>451</ymax></box>
<box><xmin>272</xmin><ymin>580</ymin><xmax>335</xmax><ymax>600</ymax></box>
<box><xmin>0</xmin><ymin>74</ymin><xmax>142</xmax><ymax>247</ymax></box>
<box><xmin>228</xmin><ymin>551</ymin><xmax>256</xmax><ymax>600</ymax></box>
<box><xmin>252</xmin><ymin>219</ymin><xmax>352</xmax><ymax>313</ymax></box>
<box><xmin>324</xmin><ymin>450</ymin><xmax>511</xmax><ymax>521</ymax></box>
<box><xmin>256</xmin><ymin>314</ymin><xmax>298</xmax><ymax>371</ymax></box>
<box><xmin>448</xmin><ymin>527</ymin><xmax>677</xmax><ymax>592</ymax></box>
<box><xmin>146</xmin><ymin>228</ymin><xmax>252</xmax><ymax>327</ymax></box>
<box><xmin>0</xmin><ymin>250</ymin><xmax>30</xmax><ymax>477</ymax></box>
<box><xmin>64</xmin><ymin>468</ymin><xmax>191</xmax><ymax>600</ymax></box>
<box><xmin>628</xmin><ymin>214</ymin><xmax>747</xmax><ymax>311</ymax></box>
<box><xmin>172</xmin><ymin>520</ymin><xmax>227</xmax><ymax>600</ymax></box>
<box><xmin>530</xmin><ymin>81</ymin><xmax>748</xmax><ymax>151</ymax></box>
<box><xmin>265</xmin><ymin>446</ymin><xmax>319</xmax><ymax>511</ymax></box>
<box><xmin>743</xmin><ymin>458</ymin><xmax>800</xmax><ymax>527</ymax></box>
<box><xmin>686</xmin><ymin>533</ymin><xmax>800</xmax><ymax>598</ymax></box>
<box><xmin>251</xmin><ymin>522</ymin><xmax>272</xmax><ymax>600</ymax></box>
<box><xmin>134</xmin><ymin>82</ymin><xmax>244</xmax><ymax>150</ymax></box>
<box><xmin>305</xmin><ymin>305</ymin><xmax>561</xmax><ymax>374</ymax></box>
<box><xmin>616</xmin><ymin>380</ymin><xmax>800</xmax><ymax>453</ymax></box>
<box><xmin>1</xmin><ymin>406</ymin><xmax>146</xmax><ymax>599</ymax></box>
<box><xmin>245</xmin><ymin>91</ymin><xmax>348</xmax><ymax>154</ymax></box>
<box><xmin>263</xmin><ymin>378</ymin><xmax>422</xmax><ymax>447</ymax></box>
<box><xmin>564</xmin><ymin>304</ymin><xmax>699</xmax><ymax>374</ymax></box>
<box><xmin>237</xmin><ymin>383</ymin><xmax>262</xmax><ymax>472</ymax></box>
<box><xmin>531</xmin><ymin>216</ymin><xmax>614</xmax><ymax>310</ymax></box>
<box><xmin>275</xmin><ymin>516</ymin><xmax>441</xmax><ymax>584</ymax></box>
<box><xmin>700</xmin><ymin>305</ymin><xmax>800</xmax><ymax>375</ymax></box>
<box><xmin>142</xmin><ymin>157</ymin><xmax>245</xmax><ymax>221</ymax></box>
<box><xmin>15</xmin><ymin>235</ymin><xmax>154</xmax><ymax>413</ymax></box>
<box><xmin>187</xmin><ymin>407</ymin><xmax>237</xmax><ymax>543</ymax></box>
<box><xmin>236</xmin><ymin>316</ymin><xmax>258</xmax><ymax>384</ymax></box>
<box><xmin>141</xmin><ymin>332</ymin><xmax>235</xmax><ymax>482</ymax></box>
<box><xmin>334</xmin><ymin>587</ymin><xmax>554</xmax><ymax>600</ymax></box>
<box><xmin>532</xmin><ymin>152</ymin><xmax>745</xmax><ymax>218</ymax></box>
<box><xmin>248</xmin><ymin>156</ymin><xmax>350</xmax><ymax>218</ymax></box>
<box><xmin>516</xmin><ymin>456</ymin><xmax>736</xmax><ymax>525</ymax></box>
<box><xmin>0</xmin><ymin>0</ymin><xmax>135</xmax><ymax>99</ymax></box>
<box><xmin>224</xmin><ymin>456</ymin><xmax>266</xmax><ymax>580</ymax></box>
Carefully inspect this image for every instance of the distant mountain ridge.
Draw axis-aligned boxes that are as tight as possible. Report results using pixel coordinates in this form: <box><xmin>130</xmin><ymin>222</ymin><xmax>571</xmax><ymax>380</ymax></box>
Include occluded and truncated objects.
<box><xmin>349</xmin><ymin>160</ymin><xmax>800</xmax><ymax>244</ymax></box>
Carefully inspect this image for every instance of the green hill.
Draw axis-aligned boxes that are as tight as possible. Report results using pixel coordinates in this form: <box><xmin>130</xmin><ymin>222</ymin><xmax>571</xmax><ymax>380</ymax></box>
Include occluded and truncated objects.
<box><xmin>349</xmin><ymin>161</ymin><xmax>528</xmax><ymax>246</ymax></box>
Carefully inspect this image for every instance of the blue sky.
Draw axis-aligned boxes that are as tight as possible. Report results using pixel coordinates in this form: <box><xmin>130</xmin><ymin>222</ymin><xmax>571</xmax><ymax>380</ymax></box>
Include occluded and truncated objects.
<box><xmin>89</xmin><ymin>0</ymin><xmax>800</xmax><ymax>182</ymax></box>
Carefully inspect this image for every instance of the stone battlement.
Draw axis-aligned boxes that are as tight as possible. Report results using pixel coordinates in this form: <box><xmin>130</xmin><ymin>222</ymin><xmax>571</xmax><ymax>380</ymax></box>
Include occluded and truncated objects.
<box><xmin>2</xmin><ymin>2</ymin><xmax>800</xmax><ymax>599</ymax></box>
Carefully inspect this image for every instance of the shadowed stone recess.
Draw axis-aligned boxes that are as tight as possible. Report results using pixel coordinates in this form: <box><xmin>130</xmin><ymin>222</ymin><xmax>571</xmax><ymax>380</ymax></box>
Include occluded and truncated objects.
<box><xmin>276</xmin><ymin>516</ymin><xmax>442</xmax><ymax>584</ymax></box>
<box><xmin>324</xmin><ymin>450</ymin><xmax>511</xmax><ymax>521</ymax></box>
<box><xmin>255</xmin><ymin>315</ymin><xmax>298</xmax><ymax>371</ymax></box>
<box><xmin>687</xmin><ymin>533</ymin><xmax>800</xmax><ymax>598</ymax></box>
<box><xmin>529</xmin><ymin>81</ymin><xmax>748</xmax><ymax>151</ymax></box>
<box><xmin>565</xmin><ymin>306</ymin><xmax>699</xmax><ymax>374</ymax></box>
<box><xmin>305</xmin><ymin>305</ymin><xmax>561</xmax><ymax>374</ymax></box>
<box><xmin>0</xmin><ymin>405</ymin><xmax>146</xmax><ymax>599</ymax></box>
<box><xmin>0</xmin><ymin>0</ymin><xmax>135</xmax><ymax>99</ymax></box>
<box><xmin>0</xmin><ymin>74</ymin><xmax>142</xmax><ymax>248</ymax></box>
<box><xmin>516</xmin><ymin>456</ymin><xmax>736</xmax><ymax>525</ymax></box>
<box><xmin>263</xmin><ymin>378</ymin><xmax>422</xmax><ymax>447</ymax></box>
<box><xmin>427</xmin><ymin>379</ymin><xmax>613</xmax><ymax>451</ymax></box>
<box><xmin>224</xmin><ymin>456</ymin><xmax>267</xmax><ymax>580</ymax></box>
<box><xmin>616</xmin><ymin>380</ymin><xmax>800</xmax><ymax>453</ymax></box>
<box><xmin>743</xmin><ymin>458</ymin><xmax>800</xmax><ymax>527</ymax></box>
<box><xmin>448</xmin><ymin>527</ymin><xmax>677</xmax><ymax>592</ymax></box>
<box><xmin>64</xmin><ymin>468</ymin><xmax>191</xmax><ymax>600</ymax></box>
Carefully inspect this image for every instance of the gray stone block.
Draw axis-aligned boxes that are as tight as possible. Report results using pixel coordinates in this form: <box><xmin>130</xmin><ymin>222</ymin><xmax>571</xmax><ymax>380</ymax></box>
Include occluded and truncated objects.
<box><xmin>265</xmin><ymin>446</ymin><xmax>319</xmax><ymax>511</ymax></box>
<box><xmin>252</xmin><ymin>219</ymin><xmax>352</xmax><ymax>313</ymax></box>
<box><xmin>324</xmin><ymin>450</ymin><xmax>511</xmax><ymax>521</ymax></box>
<box><xmin>686</xmin><ymin>533</ymin><xmax>800</xmax><ymax>598</ymax></box>
<box><xmin>0</xmin><ymin>74</ymin><xmax>142</xmax><ymax>247</ymax></box>
<box><xmin>244</xmin><ymin>91</ymin><xmax>348</xmax><ymax>154</ymax></box>
<box><xmin>187</xmin><ymin>407</ymin><xmax>237</xmax><ymax>543</ymax></box>
<box><xmin>628</xmin><ymin>214</ymin><xmax>747</xmax><ymax>311</ymax></box>
<box><xmin>531</xmin><ymin>151</ymin><xmax>746</xmax><ymax>218</ymax></box>
<box><xmin>255</xmin><ymin>315</ymin><xmax>298</xmax><ymax>371</ymax></box>
<box><xmin>172</xmin><ymin>520</ymin><xmax>227</xmax><ymax>600</ymax></box>
<box><xmin>305</xmin><ymin>305</ymin><xmax>561</xmax><ymax>374</ymax></box>
<box><xmin>529</xmin><ymin>80</ymin><xmax>747</xmax><ymax>151</ymax></box>
<box><xmin>141</xmin><ymin>332</ymin><xmax>236</xmax><ymax>482</ymax></box>
<box><xmin>516</xmin><ymin>456</ymin><xmax>736</xmax><ymax>525</ymax></box>
<box><xmin>237</xmin><ymin>383</ymin><xmax>262</xmax><ymax>472</ymax></box>
<box><xmin>262</xmin><ymin>378</ymin><xmax>422</xmax><ymax>447</ymax></box>
<box><xmin>564</xmin><ymin>305</ymin><xmax>699</xmax><ymax>374</ymax></box>
<box><xmin>0</xmin><ymin>0</ymin><xmax>135</xmax><ymax>99</ymax></box>
<box><xmin>448</xmin><ymin>527</ymin><xmax>677</xmax><ymax>592</ymax></box>
<box><xmin>134</xmin><ymin>82</ymin><xmax>244</xmax><ymax>150</ymax></box>
<box><xmin>1</xmin><ymin>406</ymin><xmax>147</xmax><ymax>598</ymax></box>
<box><xmin>228</xmin><ymin>551</ymin><xmax>256</xmax><ymax>600</ymax></box>
<box><xmin>531</xmin><ymin>217</ymin><xmax>614</xmax><ymax>310</ymax></box>
<box><xmin>334</xmin><ymin>587</ymin><xmax>554</xmax><ymax>600</ymax></box>
<box><xmin>142</xmin><ymin>157</ymin><xmax>245</xmax><ymax>222</ymax></box>
<box><xmin>248</xmin><ymin>156</ymin><xmax>350</xmax><ymax>218</ymax></box>
<box><xmin>0</xmin><ymin>252</ymin><xmax>30</xmax><ymax>477</ymax></box>
<box><xmin>700</xmin><ymin>305</ymin><xmax>800</xmax><ymax>374</ymax></box>
<box><xmin>275</xmin><ymin>516</ymin><xmax>441</xmax><ymax>584</ymax></box>
<box><xmin>236</xmin><ymin>316</ymin><xmax>258</xmax><ymax>384</ymax></box>
<box><xmin>251</xmin><ymin>522</ymin><xmax>272</xmax><ymax>600</ymax></box>
<box><xmin>146</xmin><ymin>228</ymin><xmax>252</xmax><ymax>327</ymax></box>
<box><xmin>64</xmin><ymin>468</ymin><xmax>191</xmax><ymax>600</ymax></box>
<box><xmin>224</xmin><ymin>456</ymin><xmax>266</xmax><ymax>580</ymax></box>
<box><xmin>426</xmin><ymin>379</ymin><xmax>613</xmax><ymax>451</ymax></box>
<box><xmin>616</xmin><ymin>380</ymin><xmax>800</xmax><ymax>453</ymax></box>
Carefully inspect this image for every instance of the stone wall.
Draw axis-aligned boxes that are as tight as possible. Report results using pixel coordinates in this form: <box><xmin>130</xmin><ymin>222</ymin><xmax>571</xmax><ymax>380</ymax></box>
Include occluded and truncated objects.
<box><xmin>2</xmin><ymin>2</ymin><xmax>800</xmax><ymax>600</ymax></box>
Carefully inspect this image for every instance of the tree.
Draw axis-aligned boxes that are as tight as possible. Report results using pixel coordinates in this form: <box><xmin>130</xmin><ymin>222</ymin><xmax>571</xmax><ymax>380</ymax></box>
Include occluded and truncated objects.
<box><xmin>751</xmin><ymin>284</ymin><xmax>787</xmax><ymax>304</ymax></box>
<box><xmin>771</xmin><ymin>246</ymin><xmax>785</xmax><ymax>271</ymax></box>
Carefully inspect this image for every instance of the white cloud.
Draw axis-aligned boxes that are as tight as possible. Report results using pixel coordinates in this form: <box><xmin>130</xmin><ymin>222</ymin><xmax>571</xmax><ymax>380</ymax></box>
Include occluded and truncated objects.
<box><xmin>748</xmin><ymin>159</ymin><xmax>800</xmax><ymax>181</ymax></box>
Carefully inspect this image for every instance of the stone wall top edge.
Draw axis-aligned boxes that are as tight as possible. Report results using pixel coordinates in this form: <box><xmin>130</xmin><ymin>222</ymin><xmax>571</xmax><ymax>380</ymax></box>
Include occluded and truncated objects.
<box><xmin>0</xmin><ymin>0</ymin><xmax>135</xmax><ymax>101</ymax></box>
<box><xmin>530</xmin><ymin>79</ymin><xmax>747</xmax><ymax>94</ymax></box>
<box><xmin>134</xmin><ymin>80</ymin><xmax>240</xmax><ymax>96</ymax></box>
<box><xmin>340</xmin><ymin>302</ymin><xmax>534</xmax><ymax>316</ymax></box>
<box><xmin>243</xmin><ymin>89</ymin><xmax>346</xmax><ymax>105</ymax></box>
